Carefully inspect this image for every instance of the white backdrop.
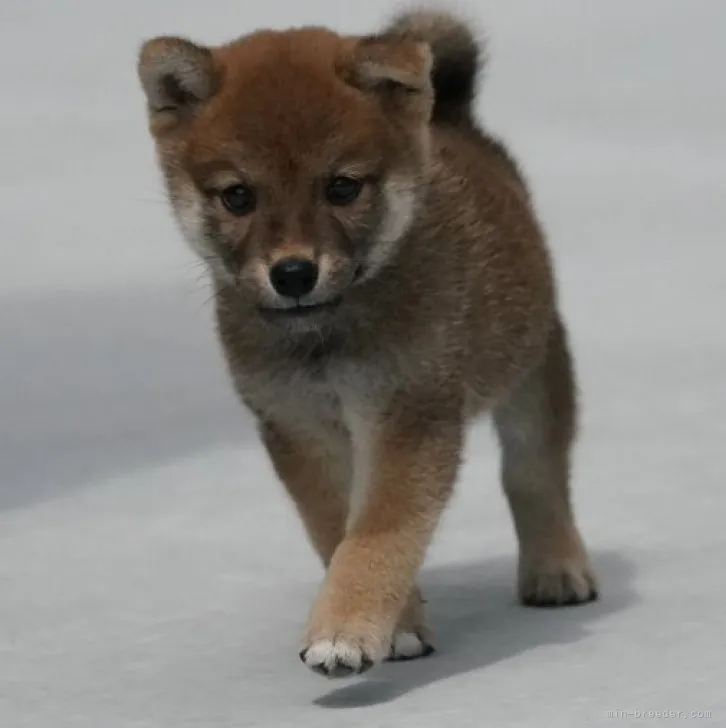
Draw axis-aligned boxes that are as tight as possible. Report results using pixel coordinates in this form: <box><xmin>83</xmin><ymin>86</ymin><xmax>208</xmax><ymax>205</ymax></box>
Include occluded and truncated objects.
<box><xmin>1</xmin><ymin>1</ymin><xmax>724</xmax><ymax>725</ymax></box>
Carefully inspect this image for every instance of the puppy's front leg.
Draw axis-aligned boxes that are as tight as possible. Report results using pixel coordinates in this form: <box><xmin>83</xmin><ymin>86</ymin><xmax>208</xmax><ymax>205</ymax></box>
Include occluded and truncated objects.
<box><xmin>300</xmin><ymin>389</ymin><xmax>463</xmax><ymax>678</ymax></box>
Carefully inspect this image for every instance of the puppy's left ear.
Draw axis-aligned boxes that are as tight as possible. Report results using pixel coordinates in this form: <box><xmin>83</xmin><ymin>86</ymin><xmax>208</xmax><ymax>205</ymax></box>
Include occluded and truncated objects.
<box><xmin>341</xmin><ymin>37</ymin><xmax>433</xmax><ymax>118</ymax></box>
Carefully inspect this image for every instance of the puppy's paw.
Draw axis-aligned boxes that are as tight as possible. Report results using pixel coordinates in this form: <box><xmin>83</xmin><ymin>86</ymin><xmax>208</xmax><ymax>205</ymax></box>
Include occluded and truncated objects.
<box><xmin>300</xmin><ymin>588</ymin><xmax>428</xmax><ymax>677</ymax></box>
<box><xmin>387</xmin><ymin>630</ymin><xmax>435</xmax><ymax>661</ymax></box>
<box><xmin>300</xmin><ymin>637</ymin><xmax>376</xmax><ymax>678</ymax></box>
<box><xmin>519</xmin><ymin>554</ymin><xmax>598</xmax><ymax>607</ymax></box>
<box><xmin>386</xmin><ymin>588</ymin><xmax>435</xmax><ymax>661</ymax></box>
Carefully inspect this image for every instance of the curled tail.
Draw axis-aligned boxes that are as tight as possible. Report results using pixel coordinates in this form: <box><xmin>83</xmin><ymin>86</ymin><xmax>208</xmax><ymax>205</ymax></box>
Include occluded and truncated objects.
<box><xmin>384</xmin><ymin>10</ymin><xmax>483</xmax><ymax>127</ymax></box>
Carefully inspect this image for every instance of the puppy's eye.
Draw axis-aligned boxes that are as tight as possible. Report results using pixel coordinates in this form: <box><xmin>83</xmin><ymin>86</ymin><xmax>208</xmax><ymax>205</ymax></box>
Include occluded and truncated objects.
<box><xmin>219</xmin><ymin>184</ymin><xmax>256</xmax><ymax>215</ymax></box>
<box><xmin>326</xmin><ymin>176</ymin><xmax>364</xmax><ymax>206</ymax></box>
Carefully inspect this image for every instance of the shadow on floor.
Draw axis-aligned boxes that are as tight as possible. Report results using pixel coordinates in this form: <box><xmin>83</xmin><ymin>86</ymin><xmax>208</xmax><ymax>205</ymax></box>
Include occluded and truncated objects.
<box><xmin>315</xmin><ymin>550</ymin><xmax>636</xmax><ymax>707</ymax></box>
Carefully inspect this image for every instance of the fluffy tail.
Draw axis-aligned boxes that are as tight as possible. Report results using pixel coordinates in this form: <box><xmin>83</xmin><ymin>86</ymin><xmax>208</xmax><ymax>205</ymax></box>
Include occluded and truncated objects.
<box><xmin>384</xmin><ymin>10</ymin><xmax>483</xmax><ymax>127</ymax></box>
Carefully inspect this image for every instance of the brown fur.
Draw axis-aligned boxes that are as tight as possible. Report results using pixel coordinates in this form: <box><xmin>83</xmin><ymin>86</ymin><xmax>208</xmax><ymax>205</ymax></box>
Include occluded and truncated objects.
<box><xmin>137</xmin><ymin>9</ymin><xmax>597</xmax><ymax>678</ymax></box>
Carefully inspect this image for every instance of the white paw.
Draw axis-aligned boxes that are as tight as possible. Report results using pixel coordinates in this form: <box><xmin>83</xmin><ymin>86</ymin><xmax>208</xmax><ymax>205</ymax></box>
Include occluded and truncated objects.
<box><xmin>300</xmin><ymin>638</ymin><xmax>374</xmax><ymax>678</ymax></box>
<box><xmin>387</xmin><ymin>630</ymin><xmax>435</xmax><ymax>661</ymax></box>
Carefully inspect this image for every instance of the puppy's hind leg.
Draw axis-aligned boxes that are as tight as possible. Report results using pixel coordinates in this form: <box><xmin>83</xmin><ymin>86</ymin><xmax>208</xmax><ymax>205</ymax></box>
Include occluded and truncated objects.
<box><xmin>494</xmin><ymin>317</ymin><xmax>598</xmax><ymax>606</ymax></box>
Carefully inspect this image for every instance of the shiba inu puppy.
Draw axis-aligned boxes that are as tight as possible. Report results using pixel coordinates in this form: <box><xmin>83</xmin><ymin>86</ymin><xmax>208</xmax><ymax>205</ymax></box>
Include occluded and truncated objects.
<box><xmin>137</xmin><ymin>9</ymin><xmax>597</xmax><ymax>679</ymax></box>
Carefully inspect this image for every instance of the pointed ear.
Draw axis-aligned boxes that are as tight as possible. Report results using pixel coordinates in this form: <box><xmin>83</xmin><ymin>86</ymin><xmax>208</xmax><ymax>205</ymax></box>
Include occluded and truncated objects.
<box><xmin>341</xmin><ymin>37</ymin><xmax>433</xmax><ymax>116</ymax></box>
<box><xmin>137</xmin><ymin>37</ymin><xmax>218</xmax><ymax>129</ymax></box>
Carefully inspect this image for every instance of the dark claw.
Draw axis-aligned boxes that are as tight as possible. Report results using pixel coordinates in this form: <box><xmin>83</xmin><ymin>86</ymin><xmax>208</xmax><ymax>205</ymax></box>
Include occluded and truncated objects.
<box><xmin>326</xmin><ymin>661</ymin><xmax>357</xmax><ymax>678</ymax></box>
<box><xmin>312</xmin><ymin>663</ymin><xmax>332</xmax><ymax>677</ymax></box>
<box><xmin>420</xmin><ymin>641</ymin><xmax>436</xmax><ymax>658</ymax></box>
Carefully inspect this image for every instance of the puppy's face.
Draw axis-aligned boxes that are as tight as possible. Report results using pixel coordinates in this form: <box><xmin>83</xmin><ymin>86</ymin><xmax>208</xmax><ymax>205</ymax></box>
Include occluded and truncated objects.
<box><xmin>138</xmin><ymin>28</ymin><xmax>433</xmax><ymax>331</ymax></box>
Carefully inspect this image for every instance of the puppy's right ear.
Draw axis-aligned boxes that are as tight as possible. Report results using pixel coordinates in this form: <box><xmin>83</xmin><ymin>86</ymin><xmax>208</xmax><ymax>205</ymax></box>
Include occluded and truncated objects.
<box><xmin>137</xmin><ymin>37</ymin><xmax>218</xmax><ymax>132</ymax></box>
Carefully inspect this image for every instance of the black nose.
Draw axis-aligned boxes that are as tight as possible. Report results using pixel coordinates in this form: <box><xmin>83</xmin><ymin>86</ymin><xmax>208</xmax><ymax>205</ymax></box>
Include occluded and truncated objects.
<box><xmin>269</xmin><ymin>257</ymin><xmax>319</xmax><ymax>299</ymax></box>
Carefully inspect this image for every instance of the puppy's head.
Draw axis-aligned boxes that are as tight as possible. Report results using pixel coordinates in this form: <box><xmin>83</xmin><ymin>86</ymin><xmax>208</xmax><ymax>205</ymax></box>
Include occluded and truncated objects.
<box><xmin>138</xmin><ymin>27</ymin><xmax>433</xmax><ymax>329</ymax></box>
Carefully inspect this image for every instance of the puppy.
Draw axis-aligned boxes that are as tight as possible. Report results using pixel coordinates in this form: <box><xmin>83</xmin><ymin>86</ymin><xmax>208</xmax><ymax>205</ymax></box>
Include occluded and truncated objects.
<box><xmin>137</xmin><ymin>9</ymin><xmax>597</xmax><ymax>679</ymax></box>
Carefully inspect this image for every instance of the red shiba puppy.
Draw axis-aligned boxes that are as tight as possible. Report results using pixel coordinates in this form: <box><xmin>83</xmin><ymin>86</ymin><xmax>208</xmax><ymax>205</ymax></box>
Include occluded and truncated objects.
<box><xmin>137</xmin><ymin>9</ymin><xmax>597</xmax><ymax>678</ymax></box>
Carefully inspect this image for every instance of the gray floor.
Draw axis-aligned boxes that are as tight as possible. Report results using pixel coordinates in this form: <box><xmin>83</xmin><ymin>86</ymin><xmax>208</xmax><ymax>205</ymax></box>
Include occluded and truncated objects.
<box><xmin>1</xmin><ymin>1</ymin><xmax>724</xmax><ymax>725</ymax></box>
